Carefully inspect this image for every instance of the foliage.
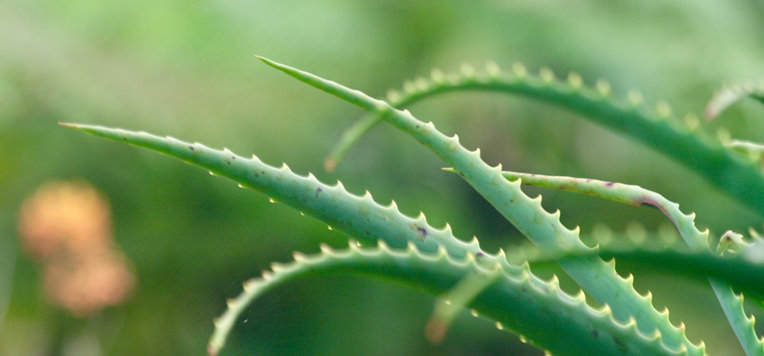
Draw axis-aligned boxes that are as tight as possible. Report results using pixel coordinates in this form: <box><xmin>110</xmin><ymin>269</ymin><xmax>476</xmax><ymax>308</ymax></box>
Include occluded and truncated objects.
<box><xmin>65</xmin><ymin>54</ymin><xmax>764</xmax><ymax>355</ymax></box>
<box><xmin>5</xmin><ymin>2</ymin><xmax>764</xmax><ymax>355</ymax></box>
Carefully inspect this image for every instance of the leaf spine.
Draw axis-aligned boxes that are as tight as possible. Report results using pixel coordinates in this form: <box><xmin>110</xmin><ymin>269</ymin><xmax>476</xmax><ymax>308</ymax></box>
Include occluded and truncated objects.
<box><xmin>292</xmin><ymin>251</ymin><xmax>307</xmax><ymax>262</ymax></box>
<box><xmin>596</xmin><ymin>79</ymin><xmax>611</xmax><ymax>96</ymax></box>
<box><xmin>656</xmin><ymin>101</ymin><xmax>672</xmax><ymax>118</ymax></box>
<box><xmin>403</xmin><ymin>80</ymin><xmax>416</xmax><ymax>94</ymax></box>
<box><xmin>627</xmin><ymin>90</ymin><xmax>644</xmax><ymax>105</ymax></box>
<box><xmin>539</xmin><ymin>67</ymin><xmax>555</xmax><ymax>83</ymax></box>
<box><xmin>485</xmin><ymin>61</ymin><xmax>500</xmax><ymax>77</ymax></box>
<box><xmin>460</xmin><ymin>63</ymin><xmax>476</xmax><ymax>78</ymax></box>
<box><xmin>567</xmin><ymin>72</ymin><xmax>583</xmax><ymax>89</ymax></box>
<box><xmin>683</xmin><ymin>114</ymin><xmax>700</xmax><ymax>130</ymax></box>
<box><xmin>511</xmin><ymin>62</ymin><xmax>527</xmax><ymax>78</ymax></box>
<box><xmin>430</xmin><ymin>68</ymin><xmax>445</xmax><ymax>84</ymax></box>
<box><xmin>386</xmin><ymin>89</ymin><xmax>401</xmax><ymax>103</ymax></box>
<box><xmin>415</xmin><ymin>77</ymin><xmax>429</xmax><ymax>91</ymax></box>
<box><xmin>242</xmin><ymin>279</ymin><xmax>258</xmax><ymax>293</ymax></box>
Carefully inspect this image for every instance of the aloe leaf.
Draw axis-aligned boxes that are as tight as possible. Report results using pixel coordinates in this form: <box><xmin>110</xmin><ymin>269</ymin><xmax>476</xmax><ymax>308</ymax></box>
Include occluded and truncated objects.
<box><xmin>59</xmin><ymin>123</ymin><xmax>481</xmax><ymax>259</ymax></box>
<box><xmin>528</xmin><ymin>244</ymin><xmax>764</xmax><ymax>298</ymax></box>
<box><xmin>60</xmin><ymin>122</ymin><xmax>628</xmax><ymax>355</ymax></box>
<box><xmin>494</xmin><ymin>169</ymin><xmax>764</xmax><ymax>356</ymax></box>
<box><xmin>257</xmin><ymin>56</ymin><xmax>705</xmax><ymax>355</ymax></box>
<box><xmin>211</xmin><ymin>241</ymin><xmax>684</xmax><ymax>356</ymax></box>
<box><xmin>705</xmin><ymin>82</ymin><xmax>764</xmax><ymax>120</ymax></box>
<box><xmin>326</xmin><ymin>65</ymin><xmax>764</xmax><ymax>216</ymax></box>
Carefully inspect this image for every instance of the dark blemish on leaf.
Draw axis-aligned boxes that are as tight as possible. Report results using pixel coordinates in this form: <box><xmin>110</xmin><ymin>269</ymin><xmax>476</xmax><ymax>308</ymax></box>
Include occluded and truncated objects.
<box><xmin>315</xmin><ymin>187</ymin><xmax>323</xmax><ymax>198</ymax></box>
<box><xmin>189</xmin><ymin>146</ymin><xmax>195</xmax><ymax>151</ymax></box>
<box><xmin>604</xmin><ymin>181</ymin><xmax>615</xmax><ymax>187</ymax></box>
<box><xmin>476</xmin><ymin>252</ymin><xmax>485</xmax><ymax>258</ymax></box>
<box><xmin>592</xmin><ymin>330</ymin><xmax>599</xmax><ymax>339</ymax></box>
<box><xmin>415</xmin><ymin>125</ymin><xmax>420</xmax><ymax>129</ymax></box>
<box><xmin>639</xmin><ymin>201</ymin><xmax>660</xmax><ymax>211</ymax></box>
<box><xmin>231</xmin><ymin>156</ymin><xmax>236</xmax><ymax>160</ymax></box>
<box><xmin>410</xmin><ymin>224</ymin><xmax>428</xmax><ymax>241</ymax></box>
<box><xmin>638</xmin><ymin>197</ymin><xmax>664</xmax><ymax>212</ymax></box>
<box><xmin>613</xmin><ymin>336</ymin><xmax>627</xmax><ymax>352</ymax></box>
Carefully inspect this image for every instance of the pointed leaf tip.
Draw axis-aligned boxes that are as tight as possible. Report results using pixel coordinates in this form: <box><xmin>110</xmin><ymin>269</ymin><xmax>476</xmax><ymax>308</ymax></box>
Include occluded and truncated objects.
<box><xmin>255</xmin><ymin>55</ymin><xmax>281</xmax><ymax>69</ymax></box>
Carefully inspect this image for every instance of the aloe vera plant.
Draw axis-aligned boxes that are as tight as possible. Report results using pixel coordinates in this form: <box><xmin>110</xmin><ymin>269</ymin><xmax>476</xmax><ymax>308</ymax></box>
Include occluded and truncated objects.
<box><xmin>63</xmin><ymin>56</ymin><xmax>764</xmax><ymax>356</ymax></box>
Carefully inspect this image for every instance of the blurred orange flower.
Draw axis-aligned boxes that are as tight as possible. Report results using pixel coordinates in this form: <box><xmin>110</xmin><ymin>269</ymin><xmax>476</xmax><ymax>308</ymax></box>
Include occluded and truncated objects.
<box><xmin>18</xmin><ymin>180</ymin><xmax>135</xmax><ymax>316</ymax></box>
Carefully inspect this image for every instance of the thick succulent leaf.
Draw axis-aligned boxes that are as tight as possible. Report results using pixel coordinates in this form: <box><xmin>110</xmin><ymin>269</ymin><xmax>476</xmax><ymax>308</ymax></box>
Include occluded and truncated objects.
<box><xmin>527</xmin><ymin>244</ymin><xmax>764</xmax><ymax>299</ymax></box>
<box><xmin>210</xmin><ymin>241</ymin><xmax>685</xmax><ymax>356</ymax></box>
<box><xmin>61</xmin><ymin>123</ymin><xmax>641</xmax><ymax>355</ymax></box>
<box><xmin>257</xmin><ymin>56</ymin><xmax>705</xmax><ymax>355</ymax></box>
<box><xmin>326</xmin><ymin>65</ymin><xmax>764</xmax><ymax>216</ymax></box>
<box><xmin>60</xmin><ymin>123</ymin><xmax>483</xmax><ymax>259</ymax></box>
<box><xmin>495</xmin><ymin>169</ymin><xmax>764</xmax><ymax>356</ymax></box>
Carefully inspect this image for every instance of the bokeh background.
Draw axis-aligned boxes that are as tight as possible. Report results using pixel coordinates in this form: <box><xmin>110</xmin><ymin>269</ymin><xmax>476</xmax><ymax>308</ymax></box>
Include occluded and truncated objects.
<box><xmin>2</xmin><ymin>1</ymin><xmax>764</xmax><ymax>355</ymax></box>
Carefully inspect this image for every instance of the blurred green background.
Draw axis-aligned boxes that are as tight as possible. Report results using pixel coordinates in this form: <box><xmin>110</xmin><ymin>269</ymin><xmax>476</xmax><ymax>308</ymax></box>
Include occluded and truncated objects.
<box><xmin>2</xmin><ymin>0</ymin><xmax>764</xmax><ymax>355</ymax></box>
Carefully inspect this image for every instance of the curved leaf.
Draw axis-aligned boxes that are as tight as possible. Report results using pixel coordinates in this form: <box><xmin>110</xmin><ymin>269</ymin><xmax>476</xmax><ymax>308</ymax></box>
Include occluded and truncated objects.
<box><xmin>210</xmin><ymin>241</ymin><xmax>685</xmax><ymax>356</ymax></box>
<box><xmin>326</xmin><ymin>65</ymin><xmax>764</xmax><ymax>215</ymax></box>
<box><xmin>257</xmin><ymin>56</ymin><xmax>705</xmax><ymax>355</ymax></box>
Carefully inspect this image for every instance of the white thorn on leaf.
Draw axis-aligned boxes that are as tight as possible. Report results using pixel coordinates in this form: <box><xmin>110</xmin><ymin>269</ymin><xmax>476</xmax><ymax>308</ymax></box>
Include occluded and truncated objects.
<box><xmin>595</xmin><ymin>79</ymin><xmax>611</xmax><ymax>96</ymax></box>
<box><xmin>485</xmin><ymin>61</ymin><xmax>500</xmax><ymax>77</ymax></box>
<box><xmin>684</xmin><ymin>113</ymin><xmax>700</xmax><ymax>130</ymax></box>
<box><xmin>386</xmin><ymin>89</ymin><xmax>401</xmax><ymax>103</ymax></box>
<box><xmin>415</xmin><ymin>77</ymin><xmax>429</xmax><ymax>91</ymax></box>
<box><xmin>539</xmin><ymin>67</ymin><xmax>554</xmax><ymax>83</ymax></box>
<box><xmin>460</xmin><ymin>63</ymin><xmax>476</xmax><ymax>78</ymax></box>
<box><xmin>430</xmin><ymin>68</ymin><xmax>445</xmax><ymax>83</ymax></box>
<box><xmin>627</xmin><ymin>90</ymin><xmax>643</xmax><ymax>105</ymax></box>
<box><xmin>403</xmin><ymin>80</ymin><xmax>416</xmax><ymax>93</ymax></box>
<box><xmin>656</xmin><ymin>101</ymin><xmax>672</xmax><ymax>117</ymax></box>
<box><xmin>512</xmin><ymin>62</ymin><xmax>527</xmax><ymax>78</ymax></box>
<box><xmin>567</xmin><ymin>72</ymin><xmax>583</xmax><ymax>89</ymax></box>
